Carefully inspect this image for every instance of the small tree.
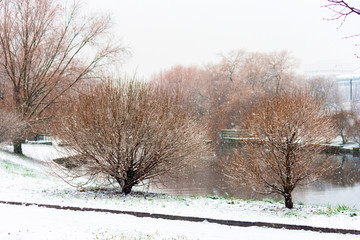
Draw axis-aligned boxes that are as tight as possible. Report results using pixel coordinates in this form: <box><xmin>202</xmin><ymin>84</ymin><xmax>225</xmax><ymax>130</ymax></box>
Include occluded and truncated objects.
<box><xmin>52</xmin><ymin>79</ymin><xmax>210</xmax><ymax>194</ymax></box>
<box><xmin>223</xmin><ymin>90</ymin><xmax>337</xmax><ymax>209</ymax></box>
<box><xmin>331</xmin><ymin>110</ymin><xmax>357</xmax><ymax>144</ymax></box>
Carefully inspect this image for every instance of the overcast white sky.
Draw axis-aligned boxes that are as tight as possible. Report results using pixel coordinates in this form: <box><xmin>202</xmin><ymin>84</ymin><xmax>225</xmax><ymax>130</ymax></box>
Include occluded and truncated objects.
<box><xmin>86</xmin><ymin>0</ymin><xmax>360</xmax><ymax>79</ymax></box>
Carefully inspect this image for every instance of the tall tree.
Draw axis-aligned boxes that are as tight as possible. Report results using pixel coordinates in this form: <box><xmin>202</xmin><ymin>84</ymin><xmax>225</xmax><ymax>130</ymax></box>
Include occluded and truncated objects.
<box><xmin>0</xmin><ymin>0</ymin><xmax>125</xmax><ymax>153</ymax></box>
<box><xmin>223</xmin><ymin>90</ymin><xmax>337</xmax><ymax>209</ymax></box>
<box><xmin>242</xmin><ymin>51</ymin><xmax>296</xmax><ymax>94</ymax></box>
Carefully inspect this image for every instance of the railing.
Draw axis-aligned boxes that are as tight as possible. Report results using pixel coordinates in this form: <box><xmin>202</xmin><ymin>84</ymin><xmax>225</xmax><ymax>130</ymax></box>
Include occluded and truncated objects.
<box><xmin>26</xmin><ymin>134</ymin><xmax>53</xmax><ymax>145</ymax></box>
<box><xmin>220</xmin><ymin>129</ymin><xmax>252</xmax><ymax>141</ymax></box>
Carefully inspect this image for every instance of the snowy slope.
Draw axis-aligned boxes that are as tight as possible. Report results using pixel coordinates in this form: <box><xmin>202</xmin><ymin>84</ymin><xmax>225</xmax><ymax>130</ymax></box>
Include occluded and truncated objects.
<box><xmin>0</xmin><ymin>144</ymin><xmax>359</xmax><ymax>239</ymax></box>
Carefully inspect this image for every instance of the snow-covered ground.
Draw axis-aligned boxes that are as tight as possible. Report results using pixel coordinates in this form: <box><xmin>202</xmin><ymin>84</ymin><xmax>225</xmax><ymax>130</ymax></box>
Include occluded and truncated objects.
<box><xmin>0</xmin><ymin>144</ymin><xmax>359</xmax><ymax>239</ymax></box>
<box><xmin>1</xmin><ymin>204</ymin><xmax>359</xmax><ymax>240</ymax></box>
<box><xmin>328</xmin><ymin>136</ymin><xmax>360</xmax><ymax>149</ymax></box>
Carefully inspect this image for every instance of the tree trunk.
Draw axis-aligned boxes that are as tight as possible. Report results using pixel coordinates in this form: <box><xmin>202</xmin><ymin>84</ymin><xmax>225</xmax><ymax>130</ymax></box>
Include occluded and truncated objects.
<box><xmin>12</xmin><ymin>86</ymin><xmax>24</xmax><ymax>155</ymax></box>
<box><xmin>284</xmin><ymin>193</ymin><xmax>293</xmax><ymax>209</ymax></box>
<box><xmin>116</xmin><ymin>168</ymin><xmax>138</xmax><ymax>195</ymax></box>
<box><xmin>122</xmin><ymin>184</ymin><xmax>133</xmax><ymax>195</ymax></box>
<box><xmin>341</xmin><ymin>132</ymin><xmax>346</xmax><ymax>144</ymax></box>
<box><xmin>13</xmin><ymin>138</ymin><xmax>24</xmax><ymax>155</ymax></box>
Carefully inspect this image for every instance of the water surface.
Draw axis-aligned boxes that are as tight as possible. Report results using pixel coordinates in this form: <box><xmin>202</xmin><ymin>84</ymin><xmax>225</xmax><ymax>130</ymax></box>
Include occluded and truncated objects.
<box><xmin>151</xmin><ymin>153</ymin><xmax>360</xmax><ymax>208</ymax></box>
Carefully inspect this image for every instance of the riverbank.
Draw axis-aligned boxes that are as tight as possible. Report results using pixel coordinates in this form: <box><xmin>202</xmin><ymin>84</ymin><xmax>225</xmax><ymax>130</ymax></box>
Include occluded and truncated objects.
<box><xmin>0</xmin><ymin>146</ymin><xmax>359</xmax><ymax>239</ymax></box>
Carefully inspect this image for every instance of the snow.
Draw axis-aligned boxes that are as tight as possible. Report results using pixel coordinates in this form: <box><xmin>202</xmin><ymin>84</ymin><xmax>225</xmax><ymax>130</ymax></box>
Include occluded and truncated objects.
<box><xmin>0</xmin><ymin>144</ymin><xmax>359</xmax><ymax>239</ymax></box>
<box><xmin>1</xmin><ymin>204</ymin><xmax>359</xmax><ymax>240</ymax></box>
<box><xmin>2</xmin><ymin>143</ymin><xmax>69</xmax><ymax>162</ymax></box>
<box><xmin>328</xmin><ymin>137</ymin><xmax>360</xmax><ymax>149</ymax></box>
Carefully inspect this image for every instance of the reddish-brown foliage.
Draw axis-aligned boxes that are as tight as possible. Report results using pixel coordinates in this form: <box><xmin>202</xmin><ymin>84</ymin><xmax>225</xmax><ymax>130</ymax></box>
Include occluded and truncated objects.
<box><xmin>0</xmin><ymin>0</ymin><xmax>126</xmax><ymax>153</ymax></box>
<box><xmin>223</xmin><ymin>90</ymin><xmax>337</xmax><ymax>209</ymax></box>
<box><xmin>52</xmin><ymin>79</ymin><xmax>211</xmax><ymax>194</ymax></box>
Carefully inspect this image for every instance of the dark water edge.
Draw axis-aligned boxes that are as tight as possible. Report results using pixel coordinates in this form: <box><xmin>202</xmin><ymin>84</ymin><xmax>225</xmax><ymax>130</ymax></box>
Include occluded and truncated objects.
<box><xmin>147</xmin><ymin>153</ymin><xmax>360</xmax><ymax>208</ymax></box>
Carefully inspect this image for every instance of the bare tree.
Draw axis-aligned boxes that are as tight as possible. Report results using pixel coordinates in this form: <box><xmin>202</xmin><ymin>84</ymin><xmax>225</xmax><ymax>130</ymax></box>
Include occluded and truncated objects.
<box><xmin>242</xmin><ymin>51</ymin><xmax>296</xmax><ymax>94</ymax></box>
<box><xmin>150</xmin><ymin>50</ymin><xmax>300</xmax><ymax>145</ymax></box>
<box><xmin>223</xmin><ymin>90</ymin><xmax>337</xmax><ymax>209</ymax></box>
<box><xmin>150</xmin><ymin>65</ymin><xmax>209</xmax><ymax>117</ymax></box>
<box><xmin>331</xmin><ymin>110</ymin><xmax>357</xmax><ymax>144</ymax></box>
<box><xmin>0</xmin><ymin>0</ymin><xmax>125</xmax><ymax>154</ymax></box>
<box><xmin>218</xmin><ymin>49</ymin><xmax>246</xmax><ymax>82</ymax></box>
<box><xmin>205</xmin><ymin>50</ymin><xmax>297</xmax><ymax>143</ymax></box>
<box><xmin>305</xmin><ymin>76</ymin><xmax>341</xmax><ymax>112</ymax></box>
<box><xmin>52</xmin><ymin>79</ymin><xmax>210</xmax><ymax>194</ymax></box>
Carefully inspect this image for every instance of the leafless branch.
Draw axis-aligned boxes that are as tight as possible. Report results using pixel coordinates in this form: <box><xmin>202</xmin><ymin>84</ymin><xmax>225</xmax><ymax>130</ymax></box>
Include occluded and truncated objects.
<box><xmin>223</xmin><ymin>90</ymin><xmax>338</xmax><ymax>209</ymax></box>
<box><xmin>51</xmin><ymin>79</ymin><xmax>211</xmax><ymax>194</ymax></box>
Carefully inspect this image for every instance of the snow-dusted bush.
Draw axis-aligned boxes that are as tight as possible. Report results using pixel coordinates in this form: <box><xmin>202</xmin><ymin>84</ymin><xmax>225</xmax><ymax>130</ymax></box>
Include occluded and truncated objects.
<box><xmin>52</xmin><ymin>79</ymin><xmax>210</xmax><ymax>194</ymax></box>
<box><xmin>223</xmin><ymin>90</ymin><xmax>338</xmax><ymax>209</ymax></box>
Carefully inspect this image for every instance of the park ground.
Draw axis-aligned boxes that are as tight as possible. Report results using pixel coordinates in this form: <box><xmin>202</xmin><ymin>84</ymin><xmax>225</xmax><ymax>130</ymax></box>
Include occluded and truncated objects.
<box><xmin>0</xmin><ymin>144</ymin><xmax>359</xmax><ymax>240</ymax></box>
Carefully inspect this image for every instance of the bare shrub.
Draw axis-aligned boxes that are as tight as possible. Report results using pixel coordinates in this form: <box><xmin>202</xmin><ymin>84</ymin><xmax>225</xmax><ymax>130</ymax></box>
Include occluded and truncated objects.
<box><xmin>52</xmin><ymin>79</ymin><xmax>210</xmax><ymax>194</ymax></box>
<box><xmin>223</xmin><ymin>90</ymin><xmax>337</xmax><ymax>209</ymax></box>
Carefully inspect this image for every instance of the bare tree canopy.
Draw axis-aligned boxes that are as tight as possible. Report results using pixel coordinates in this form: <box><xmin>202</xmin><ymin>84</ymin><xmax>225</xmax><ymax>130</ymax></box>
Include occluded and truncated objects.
<box><xmin>0</xmin><ymin>0</ymin><xmax>126</xmax><ymax>153</ymax></box>
<box><xmin>325</xmin><ymin>1</ymin><xmax>360</xmax><ymax>23</ymax></box>
<box><xmin>223</xmin><ymin>90</ymin><xmax>337</xmax><ymax>209</ymax></box>
<box><xmin>151</xmin><ymin>50</ymin><xmax>303</xmax><ymax>147</ymax></box>
<box><xmin>331</xmin><ymin>110</ymin><xmax>357</xmax><ymax>144</ymax></box>
<box><xmin>52</xmin><ymin>79</ymin><xmax>210</xmax><ymax>194</ymax></box>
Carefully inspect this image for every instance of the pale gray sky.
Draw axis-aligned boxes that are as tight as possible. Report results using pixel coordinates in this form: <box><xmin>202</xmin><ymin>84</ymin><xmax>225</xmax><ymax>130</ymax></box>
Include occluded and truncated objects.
<box><xmin>86</xmin><ymin>0</ymin><xmax>360</xmax><ymax>78</ymax></box>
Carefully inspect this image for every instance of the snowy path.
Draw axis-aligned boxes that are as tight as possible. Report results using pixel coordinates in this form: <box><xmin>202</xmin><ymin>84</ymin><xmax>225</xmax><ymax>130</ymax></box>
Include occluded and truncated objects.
<box><xmin>1</xmin><ymin>199</ymin><xmax>360</xmax><ymax>236</ymax></box>
<box><xmin>1</xmin><ymin>203</ymin><xmax>360</xmax><ymax>240</ymax></box>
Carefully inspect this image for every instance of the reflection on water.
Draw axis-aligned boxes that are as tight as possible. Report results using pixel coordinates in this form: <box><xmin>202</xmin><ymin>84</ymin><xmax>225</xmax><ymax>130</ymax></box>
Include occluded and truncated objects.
<box><xmin>294</xmin><ymin>182</ymin><xmax>360</xmax><ymax>208</ymax></box>
<box><xmin>151</xmin><ymin>152</ymin><xmax>360</xmax><ymax>208</ymax></box>
<box><xmin>294</xmin><ymin>154</ymin><xmax>360</xmax><ymax>208</ymax></box>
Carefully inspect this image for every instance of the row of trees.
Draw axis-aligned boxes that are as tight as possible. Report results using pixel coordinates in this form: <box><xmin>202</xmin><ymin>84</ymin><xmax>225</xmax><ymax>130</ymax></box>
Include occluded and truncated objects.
<box><xmin>149</xmin><ymin>53</ymin><xmax>343</xmax><ymax>209</ymax></box>
<box><xmin>46</xmin><ymin>76</ymin><xmax>336</xmax><ymax>209</ymax></box>
<box><xmin>0</xmin><ymin>41</ymin><xmax>342</xmax><ymax>209</ymax></box>
<box><xmin>150</xmin><ymin>50</ymin><xmax>343</xmax><ymax>144</ymax></box>
<box><xmin>0</xmin><ymin>0</ymin><xmax>213</xmax><ymax>199</ymax></box>
<box><xmin>0</xmin><ymin>0</ymin><xmax>357</xmax><ymax>209</ymax></box>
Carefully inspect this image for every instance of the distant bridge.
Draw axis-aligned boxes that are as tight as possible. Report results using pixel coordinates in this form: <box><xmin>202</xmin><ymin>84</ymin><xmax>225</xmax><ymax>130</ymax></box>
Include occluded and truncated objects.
<box><xmin>220</xmin><ymin>129</ymin><xmax>360</xmax><ymax>156</ymax></box>
<box><xmin>220</xmin><ymin>129</ymin><xmax>252</xmax><ymax>141</ymax></box>
<box><xmin>336</xmin><ymin>75</ymin><xmax>360</xmax><ymax>103</ymax></box>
